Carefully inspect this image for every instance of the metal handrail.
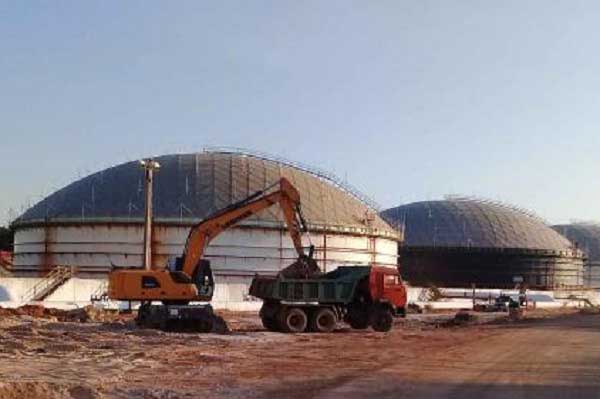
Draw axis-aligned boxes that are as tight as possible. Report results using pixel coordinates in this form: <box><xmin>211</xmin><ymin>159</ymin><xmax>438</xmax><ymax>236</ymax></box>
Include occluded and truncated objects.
<box><xmin>201</xmin><ymin>146</ymin><xmax>382</xmax><ymax>211</ymax></box>
<box><xmin>20</xmin><ymin>266</ymin><xmax>72</xmax><ymax>304</ymax></box>
<box><xmin>90</xmin><ymin>280</ymin><xmax>109</xmax><ymax>302</ymax></box>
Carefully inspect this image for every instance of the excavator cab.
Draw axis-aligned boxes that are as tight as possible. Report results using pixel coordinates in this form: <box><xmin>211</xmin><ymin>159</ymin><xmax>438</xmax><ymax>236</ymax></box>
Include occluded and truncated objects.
<box><xmin>169</xmin><ymin>257</ymin><xmax>214</xmax><ymax>299</ymax></box>
<box><xmin>192</xmin><ymin>259</ymin><xmax>214</xmax><ymax>298</ymax></box>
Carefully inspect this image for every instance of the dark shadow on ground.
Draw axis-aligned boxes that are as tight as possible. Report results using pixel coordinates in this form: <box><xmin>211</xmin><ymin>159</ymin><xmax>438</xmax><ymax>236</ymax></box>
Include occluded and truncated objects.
<box><xmin>497</xmin><ymin>313</ymin><xmax>600</xmax><ymax>332</ymax></box>
<box><xmin>258</xmin><ymin>380</ymin><xmax>600</xmax><ymax>399</ymax></box>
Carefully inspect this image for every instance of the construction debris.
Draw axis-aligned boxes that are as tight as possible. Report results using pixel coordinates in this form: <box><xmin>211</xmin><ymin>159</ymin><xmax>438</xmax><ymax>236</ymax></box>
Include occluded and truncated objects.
<box><xmin>0</xmin><ymin>305</ymin><xmax>123</xmax><ymax>323</ymax></box>
<box><xmin>434</xmin><ymin>311</ymin><xmax>480</xmax><ymax>328</ymax></box>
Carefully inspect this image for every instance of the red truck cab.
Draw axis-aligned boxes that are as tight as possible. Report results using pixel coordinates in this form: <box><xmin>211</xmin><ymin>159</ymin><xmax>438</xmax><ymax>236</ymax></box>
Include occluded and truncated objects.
<box><xmin>369</xmin><ymin>266</ymin><xmax>408</xmax><ymax>316</ymax></box>
<box><xmin>342</xmin><ymin>266</ymin><xmax>407</xmax><ymax>332</ymax></box>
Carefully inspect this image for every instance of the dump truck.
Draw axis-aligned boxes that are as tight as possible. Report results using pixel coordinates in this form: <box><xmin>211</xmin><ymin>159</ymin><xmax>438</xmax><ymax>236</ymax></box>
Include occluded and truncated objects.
<box><xmin>249</xmin><ymin>265</ymin><xmax>407</xmax><ymax>333</ymax></box>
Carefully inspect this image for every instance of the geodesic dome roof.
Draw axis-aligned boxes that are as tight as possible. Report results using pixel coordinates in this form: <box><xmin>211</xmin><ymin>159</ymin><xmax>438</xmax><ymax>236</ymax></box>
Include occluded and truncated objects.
<box><xmin>16</xmin><ymin>151</ymin><xmax>396</xmax><ymax>238</ymax></box>
<box><xmin>553</xmin><ymin>224</ymin><xmax>600</xmax><ymax>261</ymax></box>
<box><xmin>381</xmin><ymin>199</ymin><xmax>573</xmax><ymax>251</ymax></box>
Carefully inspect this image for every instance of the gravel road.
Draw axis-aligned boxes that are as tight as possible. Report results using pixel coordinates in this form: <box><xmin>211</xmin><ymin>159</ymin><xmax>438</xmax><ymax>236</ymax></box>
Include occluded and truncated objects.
<box><xmin>305</xmin><ymin>313</ymin><xmax>600</xmax><ymax>399</ymax></box>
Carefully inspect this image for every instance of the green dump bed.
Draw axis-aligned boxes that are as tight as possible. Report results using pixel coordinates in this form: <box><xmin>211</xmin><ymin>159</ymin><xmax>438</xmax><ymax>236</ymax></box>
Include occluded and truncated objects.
<box><xmin>249</xmin><ymin>266</ymin><xmax>371</xmax><ymax>304</ymax></box>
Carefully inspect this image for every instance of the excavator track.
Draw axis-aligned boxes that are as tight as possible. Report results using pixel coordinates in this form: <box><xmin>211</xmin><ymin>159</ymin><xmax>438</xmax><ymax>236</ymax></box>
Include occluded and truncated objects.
<box><xmin>136</xmin><ymin>303</ymin><xmax>229</xmax><ymax>333</ymax></box>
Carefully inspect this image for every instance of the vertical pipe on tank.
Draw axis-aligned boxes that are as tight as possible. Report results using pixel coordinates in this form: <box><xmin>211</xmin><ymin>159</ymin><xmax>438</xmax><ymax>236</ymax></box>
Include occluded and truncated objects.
<box><xmin>323</xmin><ymin>233</ymin><xmax>327</xmax><ymax>273</ymax></box>
<box><xmin>141</xmin><ymin>159</ymin><xmax>160</xmax><ymax>270</ymax></box>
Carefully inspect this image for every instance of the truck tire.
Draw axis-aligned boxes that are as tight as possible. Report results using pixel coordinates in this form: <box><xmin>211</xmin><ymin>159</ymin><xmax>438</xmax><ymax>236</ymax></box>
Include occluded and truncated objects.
<box><xmin>309</xmin><ymin>308</ymin><xmax>337</xmax><ymax>333</ymax></box>
<box><xmin>261</xmin><ymin>316</ymin><xmax>279</xmax><ymax>331</ymax></box>
<box><xmin>349</xmin><ymin>316</ymin><xmax>369</xmax><ymax>330</ymax></box>
<box><xmin>370</xmin><ymin>307</ymin><xmax>393</xmax><ymax>332</ymax></box>
<box><xmin>347</xmin><ymin>306</ymin><xmax>369</xmax><ymax>330</ymax></box>
<box><xmin>279</xmin><ymin>307</ymin><xmax>308</xmax><ymax>333</ymax></box>
<box><xmin>260</xmin><ymin>302</ymin><xmax>280</xmax><ymax>331</ymax></box>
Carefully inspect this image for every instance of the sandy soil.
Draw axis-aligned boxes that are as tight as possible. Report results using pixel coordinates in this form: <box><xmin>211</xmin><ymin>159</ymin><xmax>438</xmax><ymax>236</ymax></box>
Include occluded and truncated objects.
<box><xmin>0</xmin><ymin>307</ymin><xmax>598</xmax><ymax>399</ymax></box>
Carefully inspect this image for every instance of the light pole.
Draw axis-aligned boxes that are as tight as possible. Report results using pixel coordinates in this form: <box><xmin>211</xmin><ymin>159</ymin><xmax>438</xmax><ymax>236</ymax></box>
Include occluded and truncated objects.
<box><xmin>141</xmin><ymin>158</ymin><xmax>160</xmax><ymax>270</ymax></box>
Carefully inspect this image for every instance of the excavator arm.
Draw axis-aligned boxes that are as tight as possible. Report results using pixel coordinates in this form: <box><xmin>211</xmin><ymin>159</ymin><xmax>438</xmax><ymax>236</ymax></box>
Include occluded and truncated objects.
<box><xmin>179</xmin><ymin>177</ymin><xmax>310</xmax><ymax>278</ymax></box>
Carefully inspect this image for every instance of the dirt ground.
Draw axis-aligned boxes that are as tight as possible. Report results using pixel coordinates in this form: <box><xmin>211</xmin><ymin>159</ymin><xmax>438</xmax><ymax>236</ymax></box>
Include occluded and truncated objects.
<box><xmin>0</xmin><ymin>307</ymin><xmax>598</xmax><ymax>399</ymax></box>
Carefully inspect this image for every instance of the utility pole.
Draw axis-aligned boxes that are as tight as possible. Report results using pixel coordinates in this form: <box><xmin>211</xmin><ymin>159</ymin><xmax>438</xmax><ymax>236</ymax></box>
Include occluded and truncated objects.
<box><xmin>141</xmin><ymin>158</ymin><xmax>160</xmax><ymax>270</ymax></box>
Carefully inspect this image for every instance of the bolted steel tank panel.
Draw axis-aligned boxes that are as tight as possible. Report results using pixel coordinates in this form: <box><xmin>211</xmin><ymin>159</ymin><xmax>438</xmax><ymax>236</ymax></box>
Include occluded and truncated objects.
<box><xmin>553</xmin><ymin>224</ymin><xmax>600</xmax><ymax>262</ymax></box>
<box><xmin>16</xmin><ymin>151</ymin><xmax>397</xmax><ymax>238</ymax></box>
<box><xmin>13</xmin><ymin>224</ymin><xmax>397</xmax><ymax>274</ymax></box>
<box><xmin>13</xmin><ymin>223</ymin><xmax>398</xmax><ymax>304</ymax></box>
<box><xmin>553</xmin><ymin>223</ymin><xmax>600</xmax><ymax>288</ymax></box>
<box><xmin>382</xmin><ymin>199</ymin><xmax>573</xmax><ymax>251</ymax></box>
<box><xmin>382</xmin><ymin>199</ymin><xmax>584</xmax><ymax>289</ymax></box>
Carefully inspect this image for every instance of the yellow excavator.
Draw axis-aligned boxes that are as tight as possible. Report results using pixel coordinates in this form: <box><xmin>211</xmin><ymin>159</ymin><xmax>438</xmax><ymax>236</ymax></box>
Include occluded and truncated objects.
<box><xmin>108</xmin><ymin>177</ymin><xmax>319</xmax><ymax>331</ymax></box>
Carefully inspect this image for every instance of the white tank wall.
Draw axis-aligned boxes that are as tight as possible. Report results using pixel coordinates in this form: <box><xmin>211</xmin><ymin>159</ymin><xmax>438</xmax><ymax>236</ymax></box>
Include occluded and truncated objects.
<box><xmin>0</xmin><ymin>275</ymin><xmax>262</xmax><ymax>310</ymax></box>
<box><xmin>0</xmin><ymin>277</ymin><xmax>105</xmax><ymax>308</ymax></box>
<box><xmin>14</xmin><ymin>224</ymin><xmax>398</xmax><ymax>272</ymax></box>
<box><xmin>0</xmin><ymin>276</ymin><xmax>42</xmax><ymax>303</ymax></box>
<box><xmin>10</xmin><ymin>223</ymin><xmax>399</xmax><ymax>309</ymax></box>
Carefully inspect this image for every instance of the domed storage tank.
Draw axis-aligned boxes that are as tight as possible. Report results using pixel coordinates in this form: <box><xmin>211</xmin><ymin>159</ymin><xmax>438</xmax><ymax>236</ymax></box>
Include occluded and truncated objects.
<box><xmin>381</xmin><ymin>199</ymin><xmax>584</xmax><ymax>289</ymax></box>
<box><xmin>553</xmin><ymin>223</ymin><xmax>600</xmax><ymax>289</ymax></box>
<box><xmin>12</xmin><ymin>151</ymin><xmax>399</xmax><ymax>308</ymax></box>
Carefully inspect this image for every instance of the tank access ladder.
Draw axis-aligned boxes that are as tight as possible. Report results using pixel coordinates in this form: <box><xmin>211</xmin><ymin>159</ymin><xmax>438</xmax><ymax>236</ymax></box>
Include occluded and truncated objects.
<box><xmin>20</xmin><ymin>266</ymin><xmax>73</xmax><ymax>304</ymax></box>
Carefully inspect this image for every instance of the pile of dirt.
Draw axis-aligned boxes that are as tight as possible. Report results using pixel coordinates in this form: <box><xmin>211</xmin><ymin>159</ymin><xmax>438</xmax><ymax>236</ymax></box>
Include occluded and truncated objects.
<box><xmin>0</xmin><ymin>305</ymin><xmax>122</xmax><ymax>323</ymax></box>
<box><xmin>215</xmin><ymin>310</ymin><xmax>260</xmax><ymax>332</ymax></box>
<box><xmin>579</xmin><ymin>307</ymin><xmax>600</xmax><ymax>315</ymax></box>
<box><xmin>0</xmin><ymin>382</ymin><xmax>100</xmax><ymax>399</ymax></box>
<box><xmin>0</xmin><ymin>305</ymin><xmax>63</xmax><ymax>319</ymax></box>
<box><xmin>65</xmin><ymin>305</ymin><xmax>123</xmax><ymax>323</ymax></box>
<box><xmin>406</xmin><ymin>303</ymin><xmax>423</xmax><ymax>314</ymax></box>
<box><xmin>437</xmin><ymin>311</ymin><xmax>479</xmax><ymax>327</ymax></box>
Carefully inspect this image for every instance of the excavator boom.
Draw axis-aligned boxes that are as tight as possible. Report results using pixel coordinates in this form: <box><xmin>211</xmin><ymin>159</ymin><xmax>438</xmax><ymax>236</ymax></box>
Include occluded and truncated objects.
<box><xmin>179</xmin><ymin>178</ymin><xmax>308</xmax><ymax>279</ymax></box>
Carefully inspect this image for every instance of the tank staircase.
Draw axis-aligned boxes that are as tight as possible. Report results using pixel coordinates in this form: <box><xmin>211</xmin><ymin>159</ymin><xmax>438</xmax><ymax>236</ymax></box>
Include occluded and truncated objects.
<box><xmin>20</xmin><ymin>266</ymin><xmax>73</xmax><ymax>304</ymax></box>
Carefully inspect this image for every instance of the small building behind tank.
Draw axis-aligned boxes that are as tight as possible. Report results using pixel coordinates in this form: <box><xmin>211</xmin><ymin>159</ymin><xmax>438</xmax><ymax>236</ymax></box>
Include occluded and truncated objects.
<box><xmin>381</xmin><ymin>198</ymin><xmax>584</xmax><ymax>290</ymax></box>
<box><xmin>552</xmin><ymin>223</ymin><xmax>600</xmax><ymax>289</ymax></box>
<box><xmin>6</xmin><ymin>150</ymin><xmax>400</xmax><ymax>309</ymax></box>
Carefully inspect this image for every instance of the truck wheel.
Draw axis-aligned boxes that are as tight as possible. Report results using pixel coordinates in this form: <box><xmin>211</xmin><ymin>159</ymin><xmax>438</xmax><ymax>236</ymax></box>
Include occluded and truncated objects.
<box><xmin>260</xmin><ymin>301</ymin><xmax>279</xmax><ymax>318</ymax></box>
<box><xmin>347</xmin><ymin>308</ymin><xmax>369</xmax><ymax>330</ymax></box>
<box><xmin>309</xmin><ymin>308</ymin><xmax>337</xmax><ymax>333</ymax></box>
<box><xmin>260</xmin><ymin>302</ymin><xmax>280</xmax><ymax>331</ymax></box>
<box><xmin>261</xmin><ymin>316</ymin><xmax>279</xmax><ymax>331</ymax></box>
<box><xmin>280</xmin><ymin>307</ymin><xmax>308</xmax><ymax>333</ymax></box>
<box><xmin>371</xmin><ymin>307</ymin><xmax>393</xmax><ymax>332</ymax></box>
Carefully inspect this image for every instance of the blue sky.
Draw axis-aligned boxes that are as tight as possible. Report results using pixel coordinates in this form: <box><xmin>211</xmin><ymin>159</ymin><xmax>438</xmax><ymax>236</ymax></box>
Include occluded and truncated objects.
<box><xmin>1</xmin><ymin>1</ymin><xmax>599</xmax><ymax>226</ymax></box>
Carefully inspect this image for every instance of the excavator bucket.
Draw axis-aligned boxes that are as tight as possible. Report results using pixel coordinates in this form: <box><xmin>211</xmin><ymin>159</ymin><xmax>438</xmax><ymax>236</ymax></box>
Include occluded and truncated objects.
<box><xmin>278</xmin><ymin>256</ymin><xmax>321</xmax><ymax>279</ymax></box>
